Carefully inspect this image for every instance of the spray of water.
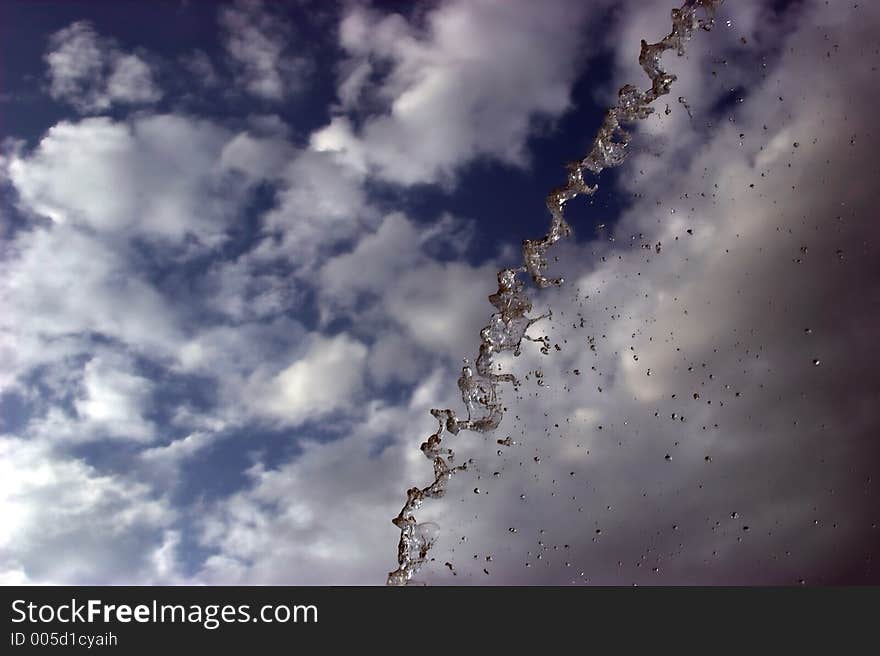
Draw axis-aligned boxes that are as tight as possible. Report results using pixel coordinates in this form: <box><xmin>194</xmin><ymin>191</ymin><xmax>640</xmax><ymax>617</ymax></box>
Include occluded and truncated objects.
<box><xmin>387</xmin><ymin>0</ymin><xmax>724</xmax><ymax>586</ymax></box>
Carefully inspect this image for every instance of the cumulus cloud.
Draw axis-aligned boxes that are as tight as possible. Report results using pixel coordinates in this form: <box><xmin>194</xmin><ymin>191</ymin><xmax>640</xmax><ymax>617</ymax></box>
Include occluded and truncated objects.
<box><xmin>45</xmin><ymin>21</ymin><xmax>162</xmax><ymax>113</ymax></box>
<box><xmin>0</xmin><ymin>223</ymin><xmax>183</xmax><ymax>390</ymax></box>
<box><xmin>7</xmin><ymin>115</ymin><xmax>246</xmax><ymax>243</ymax></box>
<box><xmin>20</xmin><ymin>351</ymin><xmax>158</xmax><ymax>445</ymax></box>
<box><xmin>197</xmin><ymin>371</ymin><xmax>456</xmax><ymax>584</ymax></box>
<box><xmin>311</xmin><ymin>0</ymin><xmax>604</xmax><ymax>185</ymax></box>
<box><xmin>0</xmin><ymin>113</ymin><xmax>278</xmax><ymax>390</ymax></box>
<box><xmin>306</xmin><ymin>209</ymin><xmax>504</xmax><ymax>402</ymax></box>
<box><xmin>219</xmin><ymin>0</ymin><xmax>308</xmax><ymax>101</ymax></box>
<box><xmin>246</xmin><ymin>333</ymin><xmax>369</xmax><ymax>427</ymax></box>
<box><xmin>217</xmin><ymin>147</ymin><xmax>378</xmax><ymax>283</ymax></box>
<box><xmin>0</xmin><ymin>437</ymin><xmax>175</xmax><ymax>584</ymax></box>
<box><xmin>74</xmin><ymin>354</ymin><xmax>155</xmax><ymax>441</ymax></box>
<box><xmin>219</xmin><ymin>130</ymin><xmax>295</xmax><ymax>182</ymax></box>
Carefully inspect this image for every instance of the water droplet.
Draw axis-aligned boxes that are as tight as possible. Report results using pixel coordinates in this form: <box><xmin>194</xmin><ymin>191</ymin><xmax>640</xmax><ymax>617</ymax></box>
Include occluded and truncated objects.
<box><xmin>386</xmin><ymin>0</ymin><xmax>729</xmax><ymax>586</ymax></box>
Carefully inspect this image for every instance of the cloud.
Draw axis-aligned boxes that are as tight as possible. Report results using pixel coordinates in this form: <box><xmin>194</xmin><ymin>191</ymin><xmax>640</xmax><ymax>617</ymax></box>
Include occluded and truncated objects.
<box><xmin>246</xmin><ymin>333</ymin><xmax>369</xmax><ymax>427</ymax></box>
<box><xmin>0</xmin><ymin>436</ymin><xmax>175</xmax><ymax>584</ymax></box>
<box><xmin>72</xmin><ymin>353</ymin><xmax>155</xmax><ymax>442</ymax></box>
<box><xmin>105</xmin><ymin>54</ymin><xmax>162</xmax><ymax>105</ymax></box>
<box><xmin>387</xmin><ymin>0</ymin><xmax>880</xmax><ymax>584</ymax></box>
<box><xmin>219</xmin><ymin>130</ymin><xmax>295</xmax><ymax>182</ymax></box>
<box><xmin>319</xmin><ymin>212</ymin><xmax>496</xmax><ymax>360</ymax></box>
<box><xmin>7</xmin><ymin>115</ymin><xmax>248</xmax><ymax>243</ymax></box>
<box><xmin>0</xmin><ymin>224</ymin><xmax>183</xmax><ymax>390</ymax></box>
<box><xmin>195</xmin><ymin>0</ymin><xmax>880</xmax><ymax>586</ymax></box>
<box><xmin>2</xmin><ymin>0</ymin><xmax>877</xmax><ymax>587</ymax></box>
<box><xmin>45</xmin><ymin>21</ymin><xmax>162</xmax><ymax>113</ymax></box>
<box><xmin>0</xmin><ymin>112</ymin><xmax>277</xmax><ymax>389</ymax></box>
<box><xmin>219</xmin><ymin>0</ymin><xmax>308</xmax><ymax>101</ymax></box>
<box><xmin>311</xmin><ymin>0</ymin><xmax>603</xmax><ymax>185</ymax></box>
<box><xmin>197</xmin><ymin>371</ymin><xmax>455</xmax><ymax>584</ymax></box>
<box><xmin>15</xmin><ymin>350</ymin><xmax>157</xmax><ymax>446</ymax></box>
<box><xmin>198</xmin><ymin>144</ymin><xmax>375</xmax><ymax>323</ymax></box>
<box><xmin>240</xmin><ymin>147</ymin><xmax>376</xmax><ymax>272</ymax></box>
<box><xmin>181</xmin><ymin>50</ymin><xmax>221</xmax><ymax>88</ymax></box>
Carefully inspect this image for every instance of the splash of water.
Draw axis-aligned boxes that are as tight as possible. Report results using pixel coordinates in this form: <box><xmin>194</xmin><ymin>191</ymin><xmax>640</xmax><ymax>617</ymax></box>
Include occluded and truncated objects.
<box><xmin>387</xmin><ymin>0</ymin><xmax>723</xmax><ymax>586</ymax></box>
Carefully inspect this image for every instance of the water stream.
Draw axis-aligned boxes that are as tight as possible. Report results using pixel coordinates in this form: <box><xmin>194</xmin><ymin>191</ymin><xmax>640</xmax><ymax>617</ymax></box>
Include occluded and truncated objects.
<box><xmin>387</xmin><ymin>0</ymin><xmax>724</xmax><ymax>587</ymax></box>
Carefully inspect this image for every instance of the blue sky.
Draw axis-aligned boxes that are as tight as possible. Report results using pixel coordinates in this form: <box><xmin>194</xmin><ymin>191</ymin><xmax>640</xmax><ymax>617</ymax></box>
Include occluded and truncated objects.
<box><xmin>1</xmin><ymin>0</ymin><xmax>878</xmax><ymax>585</ymax></box>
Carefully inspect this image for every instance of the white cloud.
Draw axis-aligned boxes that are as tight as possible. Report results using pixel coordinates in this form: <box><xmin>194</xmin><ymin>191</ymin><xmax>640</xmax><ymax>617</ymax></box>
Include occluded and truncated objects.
<box><xmin>247</xmin><ymin>333</ymin><xmax>368</xmax><ymax>427</ymax></box>
<box><xmin>243</xmin><ymin>148</ymin><xmax>376</xmax><ymax>271</ymax></box>
<box><xmin>0</xmin><ymin>224</ymin><xmax>183</xmax><ymax>389</ymax></box>
<box><xmin>219</xmin><ymin>0</ymin><xmax>308</xmax><ymax>101</ymax></box>
<box><xmin>318</xmin><ymin>212</ymin><xmax>422</xmax><ymax>309</ymax></box>
<box><xmin>172</xmin><ymin>317</ymin><xmax>309</xmax><ymax>431</ymax></box>
<box><xmin>139</xmin><ymin>432</ymin><xmax>220</xmax><ymax>493</ymax></box>
<box><xmin>7</xmin><ymin>115</ymin><xmax>244</xmax><ymax>243</ymax></box>
<box><xmin>201</xmin><ymin>256</ymin><xmax>301</xmax><ymax>323</ymax></box>
<box><xmin>0</xmin><ymin>437</ymin><xmax>174</xmax><ymax>584</ymax></box>
<box><xmin>106</xmin><ymin>54</ymin><xmax>162</xmax><ymax>104</ymax></box>
<box><xmin>312</xmin><ymin>0</ymin><xmax>604</xmax><ymax>185</ymax></box>
<box><xmin>72</xmin><ymin>354</ymin><xmax>155</xmax><ymax>442</ymax></box>
<box><xmin>197</xmin><ymin>372</ymin><xmax>455</xmax><ymax>584</ymax></box>
<box><xmin>219</xmin><ymin>131</ymin><xmax>294</xmax><ymax>182</ymax></box>
<box><xmin>141</xmin><ymin>431</ymin><xmax>215</xmax><ymax>466</ymax></box>
<box><xmin>0</xmin><ymin>111</ymin><xmax>296</xmax><ymax>428</ymax></box>
<box><xmin>45</xmin><ymin>21</ymin><xmax>162</xmax><ymax>113</ymax></box>
<box><xmin>319</xmin><ymin>212</ymin><xmax>496</xmax><ymax>361</ymax></box>
<box><xmin>9</xmin><ymin>351</ymin><xmax>157</xmax><ymax>446</ymax></box>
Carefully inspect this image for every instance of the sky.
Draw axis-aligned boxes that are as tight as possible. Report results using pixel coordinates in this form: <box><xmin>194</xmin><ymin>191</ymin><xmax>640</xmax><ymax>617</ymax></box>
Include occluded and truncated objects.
<box><xmin>0</xmin><ymin>0</ymin><xmax>878</xmax><ymax>585</ymax></box>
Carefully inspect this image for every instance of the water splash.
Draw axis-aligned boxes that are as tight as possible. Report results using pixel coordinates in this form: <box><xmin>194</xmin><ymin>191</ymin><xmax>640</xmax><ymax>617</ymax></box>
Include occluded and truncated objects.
<box><xmin>387</xmin><ymin>0</ymin><xmax>723</xmax><ymax>586</ymax></box>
